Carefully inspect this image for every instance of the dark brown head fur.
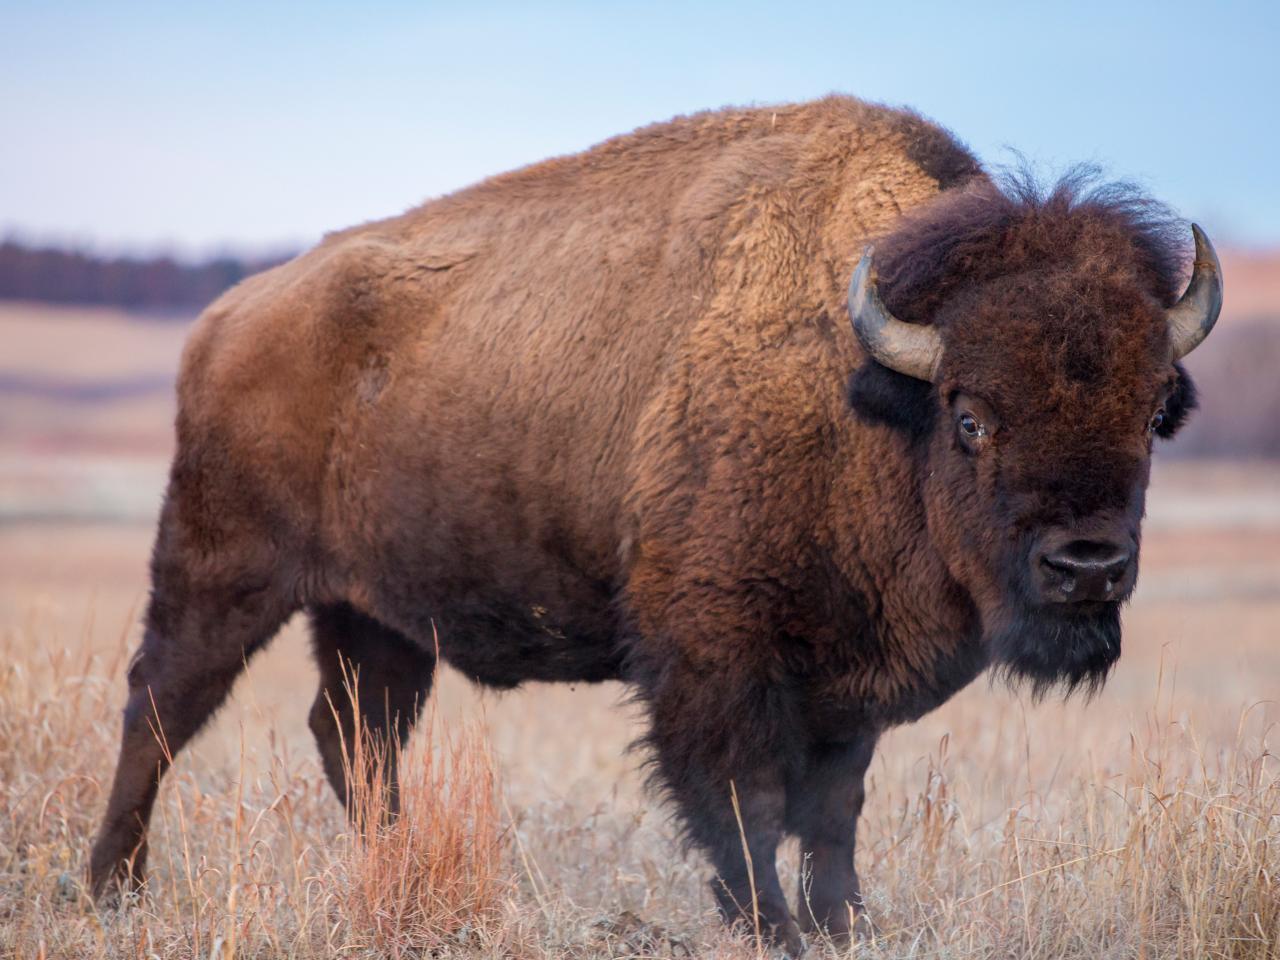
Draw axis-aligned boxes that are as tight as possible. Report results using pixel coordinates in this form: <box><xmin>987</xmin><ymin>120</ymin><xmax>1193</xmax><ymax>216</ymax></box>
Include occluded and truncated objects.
<box><xmin>851</xmin><ymin>168</ymin><xmax>1198</xmax><ymax>694</ymax></box>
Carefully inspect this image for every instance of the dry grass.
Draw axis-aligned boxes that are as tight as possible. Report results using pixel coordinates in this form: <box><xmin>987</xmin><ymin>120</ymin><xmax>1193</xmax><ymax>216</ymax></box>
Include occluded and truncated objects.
<box><xmin>856</xmin><ymin>683</ymin><xmax>1279</xmax><ymax>957</ymax></box>
<box><xmin>335</xmin><ymin>686</ymin><xmax>508</xmax><ymax>956</ymax></box>
<box><xmin>0</xmin><ymin>595</ymin><xmax>1276</xmax><ymax>958</ymax></box>
<box><xmin>0</xmin><ymin>635</ymin><xmax>514</xmax><ymax>959</ymax></box>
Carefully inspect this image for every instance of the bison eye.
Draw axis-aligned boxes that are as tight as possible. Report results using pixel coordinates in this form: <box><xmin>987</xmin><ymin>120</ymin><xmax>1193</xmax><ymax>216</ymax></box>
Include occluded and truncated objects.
<box><xmin>958</xmin><ymin>412</ymin><xmax>985</xmax><ymax>440</ymax></box>
<box><xmin>1148</xmin><ymin>409</ymin><xmax>1166</xmax><ymax>434</ymax></box>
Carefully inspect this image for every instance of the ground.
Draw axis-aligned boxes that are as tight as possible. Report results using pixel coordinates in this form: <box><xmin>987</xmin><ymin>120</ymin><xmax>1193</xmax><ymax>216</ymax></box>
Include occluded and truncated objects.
<box><xmin>1</xmin><ymin>303</ymin><xmax>1277</xmax><ymax>958</ymax></box>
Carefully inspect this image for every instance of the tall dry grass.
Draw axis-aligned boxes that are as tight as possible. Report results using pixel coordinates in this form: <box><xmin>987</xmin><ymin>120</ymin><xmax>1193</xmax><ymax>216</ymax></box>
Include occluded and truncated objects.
<box><xmin>852</xmin><ymin>685</ymin><xmax>1279</xmax><ymax>958</ymax></box>
<box><xmin>0</xmin><ymin>620</ymin><xmax>1275</xmax><ymax>959</ymax></box>
<box><xmin>333</xmin><ymin>675</ymin><xmax>508</xmax><ymax>956</ymax></box>
<box><xmin>0</xmin><ymin>629</ymin><xmax>513</xmax><ymax>959</ymax></box>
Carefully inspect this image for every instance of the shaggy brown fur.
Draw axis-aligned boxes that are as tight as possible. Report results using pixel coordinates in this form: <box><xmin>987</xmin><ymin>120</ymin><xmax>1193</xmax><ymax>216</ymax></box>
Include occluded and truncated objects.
<box><xmin>89</xmin><ymin>95</ymin><xmax>1201</xmax><ymax>952</ymax></box>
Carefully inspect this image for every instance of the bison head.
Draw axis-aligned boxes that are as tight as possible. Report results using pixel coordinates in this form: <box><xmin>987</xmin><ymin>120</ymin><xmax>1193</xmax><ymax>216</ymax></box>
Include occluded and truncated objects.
<box><xmin>846</xmin><ymin>175</ymin><xmax>1221</xmax><ymax>695</ymax></box>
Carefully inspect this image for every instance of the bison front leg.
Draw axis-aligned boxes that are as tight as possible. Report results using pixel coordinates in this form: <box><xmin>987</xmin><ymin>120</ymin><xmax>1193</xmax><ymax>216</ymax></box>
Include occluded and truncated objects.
<box><xmin>786</xmin><ymin>734</ymin><xmax>878</xmax><ymax>942</ymax></box>
<box><xmin>637</xmin><ymin>660</ymin><xmax>804</xmax><ymax>955</ymax></box>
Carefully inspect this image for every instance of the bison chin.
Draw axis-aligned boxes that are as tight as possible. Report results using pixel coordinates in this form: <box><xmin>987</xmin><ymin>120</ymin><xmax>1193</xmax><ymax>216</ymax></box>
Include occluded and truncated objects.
<box><xmin>986</xmin><ymin>604</ymin><xmax>1122</xmax><ymax>699</ymax></box>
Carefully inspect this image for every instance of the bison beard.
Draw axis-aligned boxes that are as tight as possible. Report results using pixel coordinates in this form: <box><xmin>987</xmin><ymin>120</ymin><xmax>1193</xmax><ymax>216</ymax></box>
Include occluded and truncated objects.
<box><xmin>988</xmin><ymin>604</ymin><xmax>1122</xmax><ymax>698</ymax></box>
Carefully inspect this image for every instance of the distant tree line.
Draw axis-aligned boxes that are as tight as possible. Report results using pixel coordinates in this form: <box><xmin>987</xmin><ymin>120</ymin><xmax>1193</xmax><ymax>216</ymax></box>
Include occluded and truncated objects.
<box><xmin>0</xmin><ymin>240</ymin><xmax>294</xmax><ymax>312</ymax></box>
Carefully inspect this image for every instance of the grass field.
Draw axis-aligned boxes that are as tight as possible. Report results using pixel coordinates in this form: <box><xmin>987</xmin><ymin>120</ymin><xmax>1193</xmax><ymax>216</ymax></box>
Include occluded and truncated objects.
<box><xmin>1</xmin><ymin>304</ymin><xmax>1277</xmax><ymax>958</ymax></box>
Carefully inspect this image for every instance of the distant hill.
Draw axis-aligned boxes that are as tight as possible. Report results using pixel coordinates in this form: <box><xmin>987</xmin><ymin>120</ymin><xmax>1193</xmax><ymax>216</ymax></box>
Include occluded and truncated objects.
<box><xmin>1216</xmin><ymin>249</ymin><xmax>1280</xmax><ymax>320</ymax></box>
<box><xmin>0</xmin><ymin>240</ymin><xmax>294</xmax><ymax>313</ymax></box>
<box><xmin>1174</xmin><ymin>321</ymin><xmax>1280</xmax><ymax>460</ymax></box>
<box><xmin>1167</xmin><ymin>249</ymin><xmax>1280</xmax><ymax>460</ymax></box>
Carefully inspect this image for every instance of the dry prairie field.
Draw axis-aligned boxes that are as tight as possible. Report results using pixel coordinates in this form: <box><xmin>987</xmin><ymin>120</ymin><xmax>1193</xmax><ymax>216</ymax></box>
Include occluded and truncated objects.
<box><xmin>1</xmin><ymin>304</ymin><xmax>1278</xmax><ymax>958</ymax></box>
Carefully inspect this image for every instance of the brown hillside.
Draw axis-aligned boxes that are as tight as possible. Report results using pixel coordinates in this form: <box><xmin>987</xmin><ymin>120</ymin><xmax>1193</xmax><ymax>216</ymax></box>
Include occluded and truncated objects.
<box><xmin>1173</xmin><ymin>247</ymin><xmax>1280</xmax><ymax>458</ymax></box>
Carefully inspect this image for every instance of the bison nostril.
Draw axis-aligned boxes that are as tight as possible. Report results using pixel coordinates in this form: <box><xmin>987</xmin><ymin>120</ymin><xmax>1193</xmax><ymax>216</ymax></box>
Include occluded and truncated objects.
<box><xmin>1038</xmin><ymin>538</ymin><xmax>1133</xmax><ymax>602</ymax></box>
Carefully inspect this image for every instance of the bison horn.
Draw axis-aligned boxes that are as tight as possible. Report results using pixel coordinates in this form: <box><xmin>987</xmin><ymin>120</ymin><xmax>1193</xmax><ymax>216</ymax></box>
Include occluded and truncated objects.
<box><xmin>848</xmin><ymin>246</ymin><xmax>943</xmax><ymax>382</ymax></box>
<box><xmin>1166</xmin><ymin>224</ymin><xmax>1223</xmax><ymax>361</ymax></box>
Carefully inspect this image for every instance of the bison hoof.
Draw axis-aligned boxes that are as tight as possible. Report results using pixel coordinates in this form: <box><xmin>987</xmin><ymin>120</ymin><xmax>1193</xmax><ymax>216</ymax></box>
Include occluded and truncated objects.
<box><xmin>90</xmin><ymin>871</ymin><xmax>144</xmax><ymax>909</ymax></box>
<box><xmin>88</xmin><ymin>850</ymin><xmax>147</xmax><ymax>907</ymax></box>
<box><xmin>799</xmin><ymin>899</ymin><xmax>874</xmax><ymax>945</ymax></box>
<box><xmin>733</xmin><ymin>917</ymin><xmax>804</xmax><ymax>957</ymax></box>
<box><xmin>772</xmin><ymin>917</ymin><xmax>805</xmax><ymax>957</ymax></box>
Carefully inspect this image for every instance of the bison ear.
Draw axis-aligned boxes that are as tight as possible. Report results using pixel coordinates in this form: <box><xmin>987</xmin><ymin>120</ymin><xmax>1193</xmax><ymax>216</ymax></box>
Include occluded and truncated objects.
<box><xmin>1156</xmin><ymin>361</ymin><xmax>1198</xmax><ymax>439</ymax></box>
<box><xmin>847</xmin><ymin>360</ymin><xmax>937</xmax><ymax>441</ymax></box>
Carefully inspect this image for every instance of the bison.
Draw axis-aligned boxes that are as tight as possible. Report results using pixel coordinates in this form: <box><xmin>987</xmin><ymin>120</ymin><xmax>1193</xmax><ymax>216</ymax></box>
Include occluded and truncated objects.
<box><xmin>90</xmin><ymin>95</ymin><xmax>1221</xmax><ymax>951</ymax></box>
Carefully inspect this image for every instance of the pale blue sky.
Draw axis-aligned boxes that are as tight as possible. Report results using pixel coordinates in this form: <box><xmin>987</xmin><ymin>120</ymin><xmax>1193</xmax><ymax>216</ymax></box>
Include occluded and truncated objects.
<box><xmin>3</xmin><ymin>1</ymin><xmax>1277</xmax><ymax>256</ymax></box>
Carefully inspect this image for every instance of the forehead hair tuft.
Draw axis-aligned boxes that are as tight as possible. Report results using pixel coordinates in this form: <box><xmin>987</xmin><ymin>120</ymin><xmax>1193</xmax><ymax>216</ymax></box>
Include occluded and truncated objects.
<box><xmin>873</xmin><ymin>165</ymin><xmax>1189</xmax><ymax>328</ymax></box>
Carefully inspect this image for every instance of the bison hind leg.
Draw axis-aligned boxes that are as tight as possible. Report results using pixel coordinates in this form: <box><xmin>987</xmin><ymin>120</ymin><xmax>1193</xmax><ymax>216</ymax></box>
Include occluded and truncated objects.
<box><xmin>307</xmin><ymin>603</ymin><xmax>436</xmax><ymax>820</ymax></box>
<box><xmin>89</xmin><ymin>498</ymin><xmax>299</xmax><ymax>902</ymax></box>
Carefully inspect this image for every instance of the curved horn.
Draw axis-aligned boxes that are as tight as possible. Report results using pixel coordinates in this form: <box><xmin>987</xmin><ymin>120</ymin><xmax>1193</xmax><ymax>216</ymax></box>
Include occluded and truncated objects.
<box><xmin>1166</xmin><ymin>224</ymin><xmax>1223</xmax><ymax>361</ymax></box>
<box><xmin>848</xmin><ymin>246</ymin><xmax>942</xmax><ymax>381</ymax></box>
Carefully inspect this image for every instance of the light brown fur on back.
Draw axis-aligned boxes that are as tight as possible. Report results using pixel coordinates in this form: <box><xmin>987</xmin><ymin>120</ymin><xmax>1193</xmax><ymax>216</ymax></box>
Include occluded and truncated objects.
<box><xmin>181</xmin><ymin>96</ymin><xmax>977</xmax><ymax>618</ymax></box>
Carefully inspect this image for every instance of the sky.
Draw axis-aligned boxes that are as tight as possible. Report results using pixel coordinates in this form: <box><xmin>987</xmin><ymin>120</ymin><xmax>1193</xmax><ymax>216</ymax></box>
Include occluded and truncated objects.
<box><xmin>3</xmin><ymin>0</ymin><xmax>1278</xmax><ymax>257</ymax></box>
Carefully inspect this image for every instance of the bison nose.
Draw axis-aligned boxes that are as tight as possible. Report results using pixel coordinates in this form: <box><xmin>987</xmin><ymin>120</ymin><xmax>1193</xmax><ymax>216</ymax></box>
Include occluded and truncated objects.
<box><xmin>1036</xmin><ymin>538</ymin><xmax>1134</xmax><ymax>603</ymax></box>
